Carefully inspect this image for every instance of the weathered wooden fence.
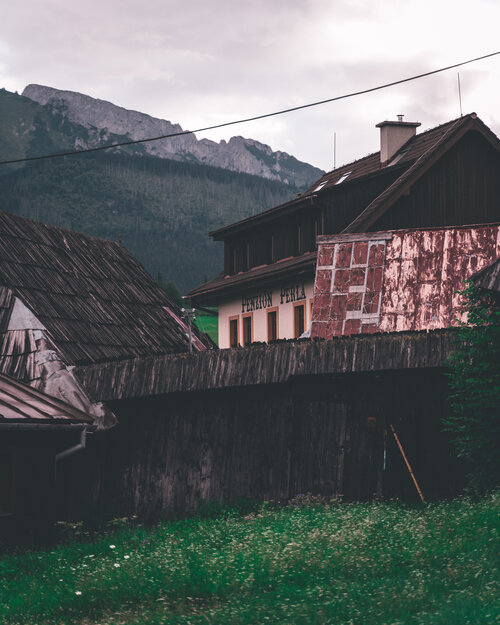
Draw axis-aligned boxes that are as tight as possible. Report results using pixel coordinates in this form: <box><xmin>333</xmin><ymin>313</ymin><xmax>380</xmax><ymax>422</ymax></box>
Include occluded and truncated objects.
<box><xmin>57</xmin><ymin>331</ymin><xmax>461</xmax><ymax>521</ymax></box>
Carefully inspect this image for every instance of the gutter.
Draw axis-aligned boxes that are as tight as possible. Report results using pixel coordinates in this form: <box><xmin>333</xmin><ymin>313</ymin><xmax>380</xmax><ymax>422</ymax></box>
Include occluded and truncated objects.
<box><xmin>0</xmin><ymin>423</ymin><xmax>91</xmax><ymax>431</ymax></box>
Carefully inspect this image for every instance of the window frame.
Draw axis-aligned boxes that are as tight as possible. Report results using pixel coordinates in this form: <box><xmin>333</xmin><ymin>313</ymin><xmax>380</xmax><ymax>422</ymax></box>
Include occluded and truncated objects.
<box><xmin>242</xmin><ymin>313</ymin><xmax>253</xmax><ymax>346</ymax></box>
<box><xmin>266</xmin><ymin>307</ymin><xmax>279</xmax><ymax>342</ymax></box>
<box><xmin>229</xmin><ymin>315</ymin><xmax>240</xmax><ymax>348</ymax></box>
<box><xmin>293</xmin><ymin>301</ymin><xmax>306</xmax><ymax>338</ymax></box>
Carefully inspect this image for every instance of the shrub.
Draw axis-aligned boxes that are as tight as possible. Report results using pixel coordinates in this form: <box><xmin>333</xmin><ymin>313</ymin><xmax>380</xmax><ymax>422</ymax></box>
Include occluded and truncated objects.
<box><xmin>445</xmin><ymin>282</ymin><xmax>500</xmax><ymax>492</ymax></box>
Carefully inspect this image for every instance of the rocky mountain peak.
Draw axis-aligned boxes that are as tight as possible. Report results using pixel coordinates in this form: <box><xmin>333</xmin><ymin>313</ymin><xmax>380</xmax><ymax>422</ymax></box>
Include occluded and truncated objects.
<box><xmin>22</xmin><ymin>84</ymin><xmax>324</xmax><ymax>187</ymax></box>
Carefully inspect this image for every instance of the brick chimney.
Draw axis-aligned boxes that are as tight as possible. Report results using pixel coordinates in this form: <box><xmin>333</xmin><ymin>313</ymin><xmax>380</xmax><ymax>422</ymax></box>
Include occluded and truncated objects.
<box><xmin>376</xmin><ymin>115</ymin><xmax>421</xmax><ymax>164</ymax></box>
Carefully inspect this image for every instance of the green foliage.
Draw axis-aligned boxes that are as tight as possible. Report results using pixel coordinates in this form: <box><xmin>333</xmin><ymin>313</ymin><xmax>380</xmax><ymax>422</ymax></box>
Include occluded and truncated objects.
<box><xmin>444</xmin><ymin>282</ymin><xmax>500</xmax><ymax>492</ymax></box>
<box><xmin>156</xmin><ymin>274</ymin><xmax>184</xmax><ymax>307</ymax></box>
<box><xmin>1</xmin><ymin>497</ymin><xmax>499</xmax><ymax>624</ymax></box>
<box><xmin>194</xmin><ymin>310</ymin><xmax>218</xmax><ymax>344</ymax></box>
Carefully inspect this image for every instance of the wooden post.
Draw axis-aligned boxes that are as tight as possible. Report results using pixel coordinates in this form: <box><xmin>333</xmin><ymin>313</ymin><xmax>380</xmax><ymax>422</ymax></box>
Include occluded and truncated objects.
<box><xmin>377</xmin><ymin>423</ymin><xmax>387</xmax><ymax>499</ymax></box>
<box><xmin>389</xmin><ymin>423</ymin><xmax>425</xmax><ymax>503</ymax></box>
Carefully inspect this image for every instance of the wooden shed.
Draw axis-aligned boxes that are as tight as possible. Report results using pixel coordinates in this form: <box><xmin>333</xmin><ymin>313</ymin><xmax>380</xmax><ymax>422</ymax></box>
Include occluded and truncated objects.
<box><xmin>0</xmin><ymin>372</ymin><xmax>94</xmax><ymax>546</ymax></box>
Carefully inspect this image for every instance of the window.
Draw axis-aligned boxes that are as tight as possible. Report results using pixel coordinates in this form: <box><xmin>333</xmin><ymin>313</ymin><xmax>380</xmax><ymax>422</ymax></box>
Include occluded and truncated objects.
<box><xmin>294</xmin><ymin>303</ymin><xmax>305</xmax><ymax>338</ymax></box>
<box><xmin>313</xmin><ymin>180</ymin><xmax>327</xmax><ymax>192</ymax></box>
<box><xmin>243</xmin><ymin>242</ymin><xmax>251</xmax><ymax>271</ymax></box>
<box><xmin>242</xmin><ymin>314</ymin><xmax>253</xmax><ymax>346</ymax></box>
<box><xmin>296</xmin><ymin>225</ymin><xmax>302</xmax><ymax>255</ymax></box>
<box><xmin>229</xmin><ymin>316</ymin><xmax>239</xmax><ymax>347</ymax></box>
<box><xmin>268</xmin><ymin>233</ymin><xmax>276</xmax><ymax>263</ymax></box>
<box><xmin>267</xmin><ymin>308</ymin><xmax>278</xmax><ymax>342</ymax></box>
<box><xmin>335</xmin><ymin>171</ymin><xmax>352</xmax><ymax>185</ymax></box>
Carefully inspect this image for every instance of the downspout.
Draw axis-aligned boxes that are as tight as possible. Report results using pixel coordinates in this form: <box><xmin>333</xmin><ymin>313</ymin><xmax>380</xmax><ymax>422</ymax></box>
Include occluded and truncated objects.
<box><xmin>55</xmin><ymin>426</ymin><xmax>88</xmax><ymax>462</ymax></box>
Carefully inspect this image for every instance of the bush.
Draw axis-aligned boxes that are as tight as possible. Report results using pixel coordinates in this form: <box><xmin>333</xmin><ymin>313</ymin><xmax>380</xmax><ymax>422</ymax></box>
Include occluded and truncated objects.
<box><xmin>445</xmin><ymin>282</ymin><xmax>500</xmax><ymax>492</ymax></box>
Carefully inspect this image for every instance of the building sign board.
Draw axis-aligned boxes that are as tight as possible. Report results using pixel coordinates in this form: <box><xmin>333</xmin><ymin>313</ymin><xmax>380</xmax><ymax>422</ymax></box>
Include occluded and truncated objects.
<box><xmin>241</xmin><ymin>283</ymin><xmax>306</xmax><ymax>313</ymax></box>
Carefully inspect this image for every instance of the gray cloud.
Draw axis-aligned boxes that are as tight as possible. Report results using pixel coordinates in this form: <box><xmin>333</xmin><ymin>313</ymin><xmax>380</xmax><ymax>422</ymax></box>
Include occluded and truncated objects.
<box><xmin>1</xmin><ymin>0</ymin><xmax>499</xmax><ymax>170</ymax></box>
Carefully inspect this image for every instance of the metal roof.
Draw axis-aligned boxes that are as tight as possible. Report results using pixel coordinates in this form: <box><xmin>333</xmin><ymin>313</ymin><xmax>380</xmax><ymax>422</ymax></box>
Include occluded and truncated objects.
<box><xmin>0</xmin><ymin>372</ymin><xmax>93</xmax><ymax>424</ymax></box>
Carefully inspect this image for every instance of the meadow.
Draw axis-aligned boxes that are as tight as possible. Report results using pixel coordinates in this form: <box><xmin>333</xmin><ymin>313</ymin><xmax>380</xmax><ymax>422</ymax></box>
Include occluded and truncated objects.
<box><xmin>1</xmin><ymin>495</ymin><xmax>498</xmax><ymax>624</ymax></box>
<box><xmin>194</xmin><ymin>311</ymin><xmax>218</xmax><ymax>344</ymax></box>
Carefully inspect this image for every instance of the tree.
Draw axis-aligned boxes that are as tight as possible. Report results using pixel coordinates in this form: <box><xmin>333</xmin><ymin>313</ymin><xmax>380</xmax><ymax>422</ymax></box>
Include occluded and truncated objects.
<box><xmin>444</xmin><ymin>282</ymin><xmax>500</xmax><ymax>492</ymax></box>
<box><xmin>156</xmin><ymin>273</ymin><xmax>184</xmax><ymax>308</ymax></box>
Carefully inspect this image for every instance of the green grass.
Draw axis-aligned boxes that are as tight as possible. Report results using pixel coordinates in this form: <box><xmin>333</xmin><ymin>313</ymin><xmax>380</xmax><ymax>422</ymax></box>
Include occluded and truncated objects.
<box><xmin>194</xmin><ymin>312</ymin><xmax>218</xmax><ymax>345</ymax></box>
<box><xmin>1</xmin><ymin>496</ymin><xmax>499</xmax><ymax>624</ymax></box>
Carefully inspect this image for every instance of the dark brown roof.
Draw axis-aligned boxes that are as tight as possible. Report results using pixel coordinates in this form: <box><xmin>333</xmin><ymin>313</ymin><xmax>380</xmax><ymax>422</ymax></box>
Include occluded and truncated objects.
<box><xmin>0</xmin><ymin>372</ymin><xmax>93</xmax><ymax>424</ymax></box>
<box><xmin>0</xmin><ymin>211</ymin><xmax>212</xmax><ymax>365</ymax></box>
<box><xmin>189</xmin><ymin>251</ymin><xmax>316</xmax><ymax>304</ymax></box>
<box><xmin>303</xmin><ymin>117</ymin><xmax>464</xmax><ymax>195</ymax></box>
<box><xmin>76</xmin><ymin>328</ymin><xmax>456</xmax><ymax>402</ymax></box>
<box><xmin>210</xmin><ymin>115</ymin><xmax>478</xmax><ymax>240</ymax></box>
<box><xmin>343</xmin><ymin>113</ymin><xmax>500</xmax><ymax>232</ymax></box>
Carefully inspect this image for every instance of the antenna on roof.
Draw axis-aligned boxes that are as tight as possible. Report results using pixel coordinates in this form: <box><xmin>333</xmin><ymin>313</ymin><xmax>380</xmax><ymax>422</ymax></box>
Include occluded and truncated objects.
<box><xmin>457</xmin><ymin>73</ymin><xmax>463</xmax><ymax>117</ymax></box>
<box><xmin>333</xmin><ymin>131</ymin><xmax>337</xmax><ymax>169</ymax></box>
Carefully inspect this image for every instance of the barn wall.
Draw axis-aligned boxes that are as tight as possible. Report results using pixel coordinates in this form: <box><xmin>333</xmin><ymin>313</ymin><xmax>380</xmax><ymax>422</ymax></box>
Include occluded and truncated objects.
<box><xmin>57</xmin><ymin>369</ymin><xmax>460</xmax><ymax>523</ymax></box>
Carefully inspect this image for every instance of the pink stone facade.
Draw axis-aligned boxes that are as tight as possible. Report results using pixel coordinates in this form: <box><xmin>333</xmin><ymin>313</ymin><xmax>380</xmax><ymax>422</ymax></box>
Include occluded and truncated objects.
<box><xmin>311</xmin><ymin>224</ymin><xmax>500</xmax><ymax>339</ymax></box>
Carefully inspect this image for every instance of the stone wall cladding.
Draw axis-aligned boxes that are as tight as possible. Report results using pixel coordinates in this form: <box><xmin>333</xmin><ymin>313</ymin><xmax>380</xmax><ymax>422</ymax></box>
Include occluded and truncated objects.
<box><xmin>311</xmin><ymin>224</ymin><xmax>500</xmax><ymax>340</ymax></box>
<box><xmin>312</xmin><ymin>238</ymin><xmax>389</xmax><ymax>338</ymax></box>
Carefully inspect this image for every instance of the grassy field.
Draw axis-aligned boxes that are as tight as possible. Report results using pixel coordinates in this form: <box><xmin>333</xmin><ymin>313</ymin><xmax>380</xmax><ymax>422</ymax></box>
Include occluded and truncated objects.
<box><xmin>194</xmin><ymin>311</ymin><xmax>218</xmax><ymax>345</ymax></box>
<box><xmin>1</xmin><ymin>496</ymin><xmax>499</xmax><ymax>624</ymax></box>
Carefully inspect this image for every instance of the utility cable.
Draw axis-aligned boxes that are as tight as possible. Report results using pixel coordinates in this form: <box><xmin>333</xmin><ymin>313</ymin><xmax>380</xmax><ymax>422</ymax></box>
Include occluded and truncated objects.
<box><xmin>1</xmin><ymin>50</ymin><xmax>499</xmax><ymax>166</ymax></box>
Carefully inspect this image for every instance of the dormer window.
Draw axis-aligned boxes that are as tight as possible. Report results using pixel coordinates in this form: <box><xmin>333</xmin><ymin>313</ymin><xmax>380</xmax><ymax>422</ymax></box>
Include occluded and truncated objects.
<box><xmin>335</xmin><ymin>171</ymin><xmax>352</xmax><ymax>185</ymax></box>
<box><xmin>313</xmin><ymin>180</ymin><xmax>327</xmax><ymax>192</ymax></box>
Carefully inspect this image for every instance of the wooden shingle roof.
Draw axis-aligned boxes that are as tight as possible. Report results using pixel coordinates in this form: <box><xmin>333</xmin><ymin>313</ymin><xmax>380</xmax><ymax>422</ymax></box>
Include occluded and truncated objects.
<box><xmin>0</xmin><ymin>211</ymin><xmax>212</xmax><ymax>365</ymax></box>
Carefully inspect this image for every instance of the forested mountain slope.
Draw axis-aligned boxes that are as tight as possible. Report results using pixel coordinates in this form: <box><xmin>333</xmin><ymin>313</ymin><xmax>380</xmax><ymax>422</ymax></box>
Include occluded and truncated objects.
<box><xmin>0</xmin><ymin>152</ymin><xmax>297</xmax><ymax>292</ymax></box>
<box><xmin>0</xmin><ymin>87</ymin><xmax>320</xmax><ymax>291</ymax></box>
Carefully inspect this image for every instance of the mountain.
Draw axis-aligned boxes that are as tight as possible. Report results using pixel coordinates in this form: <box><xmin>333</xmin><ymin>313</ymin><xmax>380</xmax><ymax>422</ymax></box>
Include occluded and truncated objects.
<box><xmin>22</xmin><ymin>84</ymin><xmax>324</xmax><ymax>187</ymax></box>
<box><xmin>0</xmin><ymin>88</ymin><xmax>311</xmax><ymax>293</ymax></box>
<box><xmin>0</xmin><ymin>87</ymin><xmax>149</xmax><ymax>166</ymax></box>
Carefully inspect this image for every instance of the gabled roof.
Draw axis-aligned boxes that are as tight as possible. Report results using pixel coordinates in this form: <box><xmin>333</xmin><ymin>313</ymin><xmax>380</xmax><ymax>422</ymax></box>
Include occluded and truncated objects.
<box><xmin>210</xmin><ymin>113</ymin><xmax>499</xmax><ymax>240</ymax></box>
<box><xmin>0</xmin><ymin>372</ymin><xmax>93</xmax><ymax>425</ymax></box>
<box><xmin>302</xmin><ymin>117</ymin><xmax>463</xmax><ymax>195</ymax></box>
<box><xmin>343</xmin><ymin>113</ymin><xmax>500</xmax><ymax>233</ymax></box>
<box><xmin>0</xmin><ymin>211</ymin><xmax>212</xmax><ymax>365</ymax></box>
<box><xmin>192</xmin><ymin>113</ymin><xmax>500</xmax><ymax>304</ymax></box>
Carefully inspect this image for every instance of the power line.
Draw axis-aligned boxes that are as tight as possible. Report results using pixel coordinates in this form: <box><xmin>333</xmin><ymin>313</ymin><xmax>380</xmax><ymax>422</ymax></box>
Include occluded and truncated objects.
<box><xmin>1</xmin><ymin>50</ymin><xmax>499</xmax><ymax>167</ymax></box>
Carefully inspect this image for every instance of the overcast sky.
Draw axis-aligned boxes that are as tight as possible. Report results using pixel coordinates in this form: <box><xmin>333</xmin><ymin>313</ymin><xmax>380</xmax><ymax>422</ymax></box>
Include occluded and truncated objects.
<box><xmin>1</xmin><ymin>0</ymin><xmax>499</xmax><ymax>172</ymax></box>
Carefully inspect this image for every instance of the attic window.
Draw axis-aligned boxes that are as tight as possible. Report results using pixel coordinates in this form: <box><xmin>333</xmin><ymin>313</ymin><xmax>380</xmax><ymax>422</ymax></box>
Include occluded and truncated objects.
<box><xmin>313</xmin><ymin>181</ymin><xmax>327</xmax><ymax>192</ymax></box>
<box><xmin>389</xmin><ymin>148</ymin><xmax>410</xmax><ymax>166</ymax></box>
<box><xmin>335</xmin><ymin>171</ymin><xmax>352</xmax><ymax>185</ymax></box>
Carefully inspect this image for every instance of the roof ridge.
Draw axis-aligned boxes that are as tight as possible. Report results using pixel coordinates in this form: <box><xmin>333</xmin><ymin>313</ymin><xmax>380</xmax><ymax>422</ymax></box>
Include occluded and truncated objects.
<box><xmin>317</xmin><ymin>113</ymin><xmax>474</xmax><ymax>179</ymax></box>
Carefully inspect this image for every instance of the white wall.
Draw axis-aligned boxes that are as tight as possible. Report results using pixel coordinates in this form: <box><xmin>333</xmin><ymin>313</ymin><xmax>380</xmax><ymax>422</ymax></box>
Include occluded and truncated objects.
<box><xmin>218</xmin><ymin>280</ymin><xmax>314</xmax><ymax>348</ymax></box>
